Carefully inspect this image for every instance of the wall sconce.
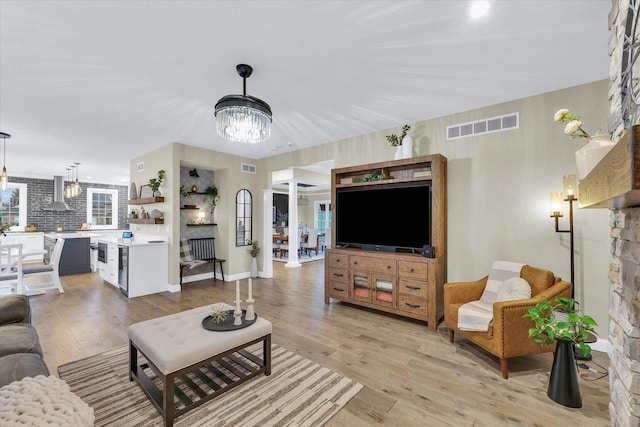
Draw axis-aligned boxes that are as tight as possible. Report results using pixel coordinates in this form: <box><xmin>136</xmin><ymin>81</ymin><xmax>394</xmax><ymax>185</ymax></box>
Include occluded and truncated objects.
<box><xmin>198</xmin><ymin>212</ymin><xmax>206</xmax><ymax>224</ymax></box>
<box><xmin>549</xmin><ymin>174</ymin><xmax>578</xmax><ymax>294</ymax></box>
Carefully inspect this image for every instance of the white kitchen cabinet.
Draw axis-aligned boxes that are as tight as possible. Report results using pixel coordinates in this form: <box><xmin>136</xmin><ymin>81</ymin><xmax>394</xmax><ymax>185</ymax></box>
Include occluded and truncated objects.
<box><xmin>1</xmin><ymin>232</ymin><xmax>44</xmax><ymax>262</ymax></box>
<box><xmin>98</xmin><ymin>241</ymin><xmax>119</xmax><ymax>287</ymax></box>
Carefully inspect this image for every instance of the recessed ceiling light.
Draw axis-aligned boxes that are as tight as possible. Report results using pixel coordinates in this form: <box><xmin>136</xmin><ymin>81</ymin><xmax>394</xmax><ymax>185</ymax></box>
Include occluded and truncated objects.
<box><xmin>469</xmin><ymin>1</ymin><xmax>491</xmax><ymax>19</ymax></box>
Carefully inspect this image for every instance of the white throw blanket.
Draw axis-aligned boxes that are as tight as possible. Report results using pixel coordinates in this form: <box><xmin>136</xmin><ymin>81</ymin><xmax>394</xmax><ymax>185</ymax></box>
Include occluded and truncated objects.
<box><xmin>457</xmin><ymin>261</ymin><xmax>525</xmax><ymax>332</ymax></box>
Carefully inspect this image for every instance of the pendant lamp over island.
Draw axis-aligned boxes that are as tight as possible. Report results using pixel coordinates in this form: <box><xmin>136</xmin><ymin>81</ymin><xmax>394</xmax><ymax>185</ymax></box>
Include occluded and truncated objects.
<box><xmin>0</xmin><ymin>132</ymin><xmax>10</xmax><ymax>191</ymax></box>
<box><xmin>215</xmin><ymin>64</ymin><xmax>272</xmax><ymax>144</ymax></box>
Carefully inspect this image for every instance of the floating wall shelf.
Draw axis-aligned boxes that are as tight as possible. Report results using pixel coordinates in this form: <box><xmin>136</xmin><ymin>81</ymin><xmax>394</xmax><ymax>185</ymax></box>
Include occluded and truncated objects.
<box><xmin>129</xmin><ymin>197</ymin><xmax>164</xmax><ymax>205</ymax></box>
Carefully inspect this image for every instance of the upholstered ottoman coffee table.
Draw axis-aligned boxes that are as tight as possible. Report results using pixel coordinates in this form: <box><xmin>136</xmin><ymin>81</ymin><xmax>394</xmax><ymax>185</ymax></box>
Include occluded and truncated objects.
<box><xmin>128</xmin><ymin>304</ymin><xmax>272</xmax><ymax>427</ymax></box>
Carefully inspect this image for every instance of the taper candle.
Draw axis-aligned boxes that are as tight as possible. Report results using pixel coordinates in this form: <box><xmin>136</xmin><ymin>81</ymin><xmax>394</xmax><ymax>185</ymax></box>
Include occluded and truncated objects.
<box><xmin>248</xmin><ymin>278</ymin><xmax>252</xmax><ymax>300</ymax></box>
<box><xmin>235</xmin><ymin>280</ymin><xmax>240</xmax><ymax>302</ymax></box>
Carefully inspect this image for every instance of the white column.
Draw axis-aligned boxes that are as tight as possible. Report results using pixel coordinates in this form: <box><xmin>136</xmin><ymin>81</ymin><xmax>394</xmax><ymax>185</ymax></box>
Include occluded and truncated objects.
<box><xmin>285</xmin><ymin>180</ymin><xmax>301</xmax><ymax>268</ymax></box>
<box><xmin>262</xmin><ymin>189</ymin><xmax>273</xmax><ymax>278</ymax></box>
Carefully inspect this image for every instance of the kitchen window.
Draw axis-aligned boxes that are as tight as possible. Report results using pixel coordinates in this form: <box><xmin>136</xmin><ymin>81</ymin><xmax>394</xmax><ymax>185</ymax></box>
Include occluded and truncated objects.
<box><xmin>87</xmin><ymin>188</ymin><xmax>118</xmax><ymax>229</ymax></box>
<box><xmin>0</xmin><ymin>183</ymin><xmax>27</xmax><ymax>231</ymax></box>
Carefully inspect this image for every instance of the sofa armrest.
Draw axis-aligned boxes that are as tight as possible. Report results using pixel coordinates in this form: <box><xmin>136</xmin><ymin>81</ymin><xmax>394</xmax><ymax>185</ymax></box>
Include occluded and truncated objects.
<box><xmin>444</xmin><ymin>276</ymin><xmax>488</xmax><ymax>306</ymax></box>
<box><xmin>0</xmin><ymin>295</ymin><xmax>31</xmax><ymax>325</ymax></box>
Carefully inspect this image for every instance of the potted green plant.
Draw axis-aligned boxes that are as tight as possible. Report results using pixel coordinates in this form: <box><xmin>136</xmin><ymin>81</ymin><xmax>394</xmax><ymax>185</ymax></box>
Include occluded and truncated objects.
<box><xmin>148</xmin><ymin>169</ymin><xmax>165</xmax><ymax>197</ymax></box>
<box><xmin>0</xmin><ymin>221</ymin><xmax>12</xmax><ymax>237</ymax></box>
<box><xmin>524</xmin><ymin>296</ymin><xmax>598</xmax><ymax>408</ymax></box>
<box><xmin>204</xmin><ymin>185</ymin><xmax>219</xmax><ymax>215</ymax></box>
<box><xmin>524</xmin><ymin>296</ymin><xmax>598</xmax><ymax>357</ymax></box>
<box><xmin>248</xmin><ymin>240</ymin><xmax>260</xmax><ymax>278</ymax></box>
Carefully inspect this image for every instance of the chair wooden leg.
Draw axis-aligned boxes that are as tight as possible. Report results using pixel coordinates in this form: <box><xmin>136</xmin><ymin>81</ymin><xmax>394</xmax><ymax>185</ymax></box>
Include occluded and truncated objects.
<box><xmin>500</xmin><ymin>358</ymin><xmax>509</xmax><ymax>379</ymax></box>
<box><xmin>449</xmin><ymin>328</ymin><xmax>455</xmax><ymax>342</ymax></box>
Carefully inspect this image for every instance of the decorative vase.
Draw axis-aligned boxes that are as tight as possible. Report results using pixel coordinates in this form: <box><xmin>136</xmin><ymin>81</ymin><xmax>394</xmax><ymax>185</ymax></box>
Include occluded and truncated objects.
<box><xmin>575</xmin><ymin>134</ymin><xmax>615</xmax><ymax>181</ymax></box>
<box><xmin>191</xmin><ymin>185</ymin><xmax>198</xmax><ymax>192</ymax></box>
<box><xmin>401</xmin><ymin>135</ymin><xmax>413</xmax><ymax>158</ymax></box>
<box><xmin>250</xmin><ymin>257</ymin><xmax>258</xmax><ymax>278</ymax></box>
<box><xmin>149</xmin><ymin>209</ymin><xmax>162</xmax><ymax>219</ymax></box>
<box><xmin>547</xmin><ymin>338</ymin><xmax>582</xmax><ymax>408</ymax></box>
<box><xmin>394</xmin><ymin>145</ymin><xmax>403</xmax><ymax>160</ymax></box>
<box><xmin>129</xmin><ymin>182</ymin><xmax>138</xmax><ymax>200</ymax></box>
<box><xmin>153</xmin><ymin>190</ymin><xmax>162</xmax><ymax>197</ymax></box>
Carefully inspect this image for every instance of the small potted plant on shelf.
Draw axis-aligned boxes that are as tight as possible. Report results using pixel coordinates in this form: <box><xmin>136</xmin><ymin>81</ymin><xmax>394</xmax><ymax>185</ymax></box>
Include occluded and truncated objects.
<box><xmin>204</xmin><ymin>185</ymin><xmax>219</xmax><ymax>215</ymax></box>
<box><xmin>148</xmin><ymin>169</ymin><xmax>165</xmax><ymax>197</ymax></box>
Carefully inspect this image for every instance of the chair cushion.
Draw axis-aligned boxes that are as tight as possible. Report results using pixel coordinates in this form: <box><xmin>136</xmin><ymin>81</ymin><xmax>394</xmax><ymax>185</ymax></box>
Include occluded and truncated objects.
<box><xmin>22</xmin><ymin>265</ymin><xmax>54</xmax><ymax>274</ymax></box>
<box><xmin>479</xmin><ymin>261</ymin><xmax>526</xmax><ymax>304</ymax></box>
<box><xmin>0</xmin><ymin>324</ymin><xmax>43</xmax><ymax>357</ymax></box>
<box><xmin>496</xmin><ymin>277</ymin><xmax>531</xmax><ymax>302</ymax></box>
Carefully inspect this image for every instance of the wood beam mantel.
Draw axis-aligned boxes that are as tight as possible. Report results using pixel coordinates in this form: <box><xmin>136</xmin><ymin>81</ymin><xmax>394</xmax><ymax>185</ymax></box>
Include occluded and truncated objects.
<box><xmin>579</xmin><ymin>125</ymin><xmax>640</xmax><ymax>209</ymax></box>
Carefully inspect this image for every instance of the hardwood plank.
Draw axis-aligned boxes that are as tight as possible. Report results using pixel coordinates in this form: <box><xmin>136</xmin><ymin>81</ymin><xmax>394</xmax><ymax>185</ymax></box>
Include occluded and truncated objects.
<box><xmin>28</xmin><ymin>259</ymin><xmax>610</xmax><ymax>426</ymax></box>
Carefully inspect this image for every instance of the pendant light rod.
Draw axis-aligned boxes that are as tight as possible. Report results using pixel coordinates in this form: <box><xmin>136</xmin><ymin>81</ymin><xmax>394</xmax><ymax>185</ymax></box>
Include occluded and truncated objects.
<box><xmin>0</xmin><ymin>132</ymin><xmax>11</xmax><ymax>192</ymax></box>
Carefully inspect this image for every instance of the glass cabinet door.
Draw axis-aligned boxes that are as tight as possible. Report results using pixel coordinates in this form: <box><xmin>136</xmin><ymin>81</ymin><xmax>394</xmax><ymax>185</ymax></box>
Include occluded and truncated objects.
<box><xmin>373</xmin><ymin>275</ymin><xmax>396</xmax><ymax>308</ymax></box>
<box><xmin>350</xmin><ymin>271</ymin><xmax>371</xmax><ymax>302</ymax></box>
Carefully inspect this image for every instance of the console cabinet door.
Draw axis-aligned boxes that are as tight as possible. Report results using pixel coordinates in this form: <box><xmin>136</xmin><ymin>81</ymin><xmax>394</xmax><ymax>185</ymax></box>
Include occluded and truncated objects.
<box><xmin>372</xmin><ymin>274</ymin><xmax>396</xmax><ymax>308</ymax></box>
<box><xmin>350</xmin><ymin>270</ymin><xmax>371</xmax><ymax>302</ymax></box>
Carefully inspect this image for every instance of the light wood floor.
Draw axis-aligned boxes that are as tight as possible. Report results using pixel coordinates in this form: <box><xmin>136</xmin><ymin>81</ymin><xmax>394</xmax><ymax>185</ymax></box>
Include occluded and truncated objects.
<box><xmin>29</xmin><ymin>261</ymin><xmax>610</xmax><ymax>426</ymax></box>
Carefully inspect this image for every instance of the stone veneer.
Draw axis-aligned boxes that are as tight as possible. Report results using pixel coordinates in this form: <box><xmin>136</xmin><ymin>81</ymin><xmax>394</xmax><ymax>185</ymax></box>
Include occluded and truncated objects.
<box><xmin>609</xmin><ymin>209</ymin><xmax>640</xmax><ymax>426</ymax></box>
<box><xmin>607</xmin><ymin>1</ymin><xmax>640</xmax><ymax>426</ymax></box>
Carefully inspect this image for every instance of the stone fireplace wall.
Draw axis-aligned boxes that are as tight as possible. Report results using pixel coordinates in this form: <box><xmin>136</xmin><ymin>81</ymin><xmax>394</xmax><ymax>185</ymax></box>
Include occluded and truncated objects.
<box><xmin>607</xmin><ymin>1</ymin><xmax>640</xmax><ymax>426</ymax></box>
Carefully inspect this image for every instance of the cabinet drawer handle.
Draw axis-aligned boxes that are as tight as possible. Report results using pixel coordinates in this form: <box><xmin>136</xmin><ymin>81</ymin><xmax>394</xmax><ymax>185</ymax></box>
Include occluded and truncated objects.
<box><xmin>353</xmin><ymin>261</ymin><xmax>358</xmax><ymax>265</ymax></box>
<box><xmin>387</xmin><ymin>265</ymin><xmax>392</xmax><ymax>269</ymax></box>
<box><xmin>406</xmin><ymin>285</ymin><xmax>421</xmax><ymax>290</ymax></box>
<box><xmin>336</xmin><ymin>258</ymin><xmax>341</xmax><ymax>263</ymax></box>
<box><xmin>333</xmin><ymin>273</ymin><xmax>344</xmax><ymax>277</ymax></box>
<box><xmin>333</xmin><ymin>287</ymin><xmax>345</xmax><ymax>292</ymax></box>
<box><xmin>405</xmin><ymin>302</ymin><xmax>421</xmax><ymax>308</ymax></box>
<box><xmin>410</xmin><ymin>267</ymin><xmax>415</xmax><ymax>272</ymax></box>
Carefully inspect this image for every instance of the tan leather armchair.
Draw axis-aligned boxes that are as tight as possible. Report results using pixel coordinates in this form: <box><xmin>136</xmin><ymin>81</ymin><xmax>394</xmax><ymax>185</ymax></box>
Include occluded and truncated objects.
<box><xmin>444</xmin><ymin>265</ymin><xmax>572</xmax><ymax>379</ymax></box>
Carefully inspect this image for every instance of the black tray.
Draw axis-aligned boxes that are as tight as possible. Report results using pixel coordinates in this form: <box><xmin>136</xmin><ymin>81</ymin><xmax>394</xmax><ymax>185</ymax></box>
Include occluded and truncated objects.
<box><xmin>202</xmin><ymin>310</ymin><xmax>257</xmax><ymax>331</ymax></box>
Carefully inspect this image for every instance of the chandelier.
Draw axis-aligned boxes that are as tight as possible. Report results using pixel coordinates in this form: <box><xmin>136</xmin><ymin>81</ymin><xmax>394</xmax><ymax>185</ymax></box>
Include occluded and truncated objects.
<box><xmin>214</xmin><ymin>64</ymin><xmax>272</xmax><ymax>144</ymax></box>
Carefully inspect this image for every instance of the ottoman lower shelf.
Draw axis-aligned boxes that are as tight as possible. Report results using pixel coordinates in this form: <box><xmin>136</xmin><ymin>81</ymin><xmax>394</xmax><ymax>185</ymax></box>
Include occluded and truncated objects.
<box><xmin>129</xmin><ymin>335</ymin><xmax>271</xmax><ymax>427</ymax></box>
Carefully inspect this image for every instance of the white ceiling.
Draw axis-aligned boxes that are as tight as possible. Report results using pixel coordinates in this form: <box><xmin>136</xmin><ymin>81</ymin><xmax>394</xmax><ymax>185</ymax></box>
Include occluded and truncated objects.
<box><xmin>0</xmin><ymin>1</ymin><xmax>611</xmax><ymax>185</ymax></box>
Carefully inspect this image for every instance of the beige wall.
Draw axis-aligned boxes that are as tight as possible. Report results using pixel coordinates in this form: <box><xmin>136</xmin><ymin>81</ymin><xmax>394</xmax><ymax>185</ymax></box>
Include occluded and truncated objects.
<box><xmin>261</xmin><ymin>79</ymin><xmax>611</xmax><ymax>337</ymax></box>
<box><xmin>131</xmin><ymin>80</ymin><xmax>610</xmax><ymax>337</ymax></box>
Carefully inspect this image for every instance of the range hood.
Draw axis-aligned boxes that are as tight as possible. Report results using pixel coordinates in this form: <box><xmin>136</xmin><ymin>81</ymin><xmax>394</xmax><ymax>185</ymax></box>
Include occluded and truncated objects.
<box><xmin>43</xmin><ymin>176</ymin><xmax>73</xmax><ymax>211</ymax></box>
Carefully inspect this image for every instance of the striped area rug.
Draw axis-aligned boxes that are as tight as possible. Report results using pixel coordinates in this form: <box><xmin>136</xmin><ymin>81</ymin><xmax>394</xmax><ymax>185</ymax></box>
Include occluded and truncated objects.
<box><xmin>58</xmin><ymin>344</ymin><xmax>362</xmax><ymax>427</ymax></box>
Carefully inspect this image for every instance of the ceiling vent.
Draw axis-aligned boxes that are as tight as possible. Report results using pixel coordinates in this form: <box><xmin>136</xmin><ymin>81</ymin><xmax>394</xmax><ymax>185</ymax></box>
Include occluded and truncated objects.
<box><xmin>446</xmin><ymin>112</ymin><xmax>519</xmax><ymax>140</ymax></box>
<box><xmin>241</xmin><ymin>163</ymin><xmax>256</xmax><ymax>174</ymax></box>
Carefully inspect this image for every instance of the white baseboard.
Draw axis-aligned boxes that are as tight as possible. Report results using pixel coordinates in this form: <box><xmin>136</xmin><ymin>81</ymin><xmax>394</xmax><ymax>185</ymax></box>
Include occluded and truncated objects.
<box><xmin>591</xmin><ymin>338</ymin><xmax>609</xmax><ymax>354</ymax></box>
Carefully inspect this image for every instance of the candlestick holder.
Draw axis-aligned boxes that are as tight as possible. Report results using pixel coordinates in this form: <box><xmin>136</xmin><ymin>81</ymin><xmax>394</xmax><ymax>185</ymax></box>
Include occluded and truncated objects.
<box><xmin>233</xmin><ymin>300</ymin><xmax>243</xmax><ymax>325</ymax></box>
<box><xmin>245</xmin><ymin>298</ymin><xmax>255</xmax><ymax>320</ymax></box>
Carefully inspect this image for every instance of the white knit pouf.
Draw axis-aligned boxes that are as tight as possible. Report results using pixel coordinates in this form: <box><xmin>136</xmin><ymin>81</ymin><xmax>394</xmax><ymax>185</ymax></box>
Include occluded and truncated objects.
<box><xmin>0</xmin><ymin>375</ymin><xmax>94</xmax><ymax>426</ymax></box>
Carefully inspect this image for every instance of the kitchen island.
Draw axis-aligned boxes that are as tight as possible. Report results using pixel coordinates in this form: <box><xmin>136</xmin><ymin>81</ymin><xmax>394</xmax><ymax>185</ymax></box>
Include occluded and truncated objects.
<box><xmin>96</xmin><ymin>235</ymin><xmax>168</xmax><ymax>298</ymax></box>
<box><xmin>43</xmin><ymin>232</ymin><xmax>92</xmax><ymax>276</ymax></box>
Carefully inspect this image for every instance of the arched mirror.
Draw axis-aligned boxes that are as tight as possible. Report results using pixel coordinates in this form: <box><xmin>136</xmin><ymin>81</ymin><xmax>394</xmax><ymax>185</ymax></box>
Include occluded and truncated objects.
<box><xmin>236</xmin><ymin>189</ymin><xmax>252</xmax><ymax>246</ymax></box>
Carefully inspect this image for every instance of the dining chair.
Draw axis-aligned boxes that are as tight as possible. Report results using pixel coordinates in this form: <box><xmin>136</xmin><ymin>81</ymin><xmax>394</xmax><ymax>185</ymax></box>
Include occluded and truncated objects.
<box><xmin>0</xmin><ymin>244</ymin><xmax>24</xmax><ymax>295</ymax></box>
<box><xmin>301</xmin><ymin>229</ymin><xmax>319</xmax><ymax>256</ymax></box>
<box><xmin>22</xmin><ymin>238</ymin><xmax>65</xmax><ymax>294</ymax></box>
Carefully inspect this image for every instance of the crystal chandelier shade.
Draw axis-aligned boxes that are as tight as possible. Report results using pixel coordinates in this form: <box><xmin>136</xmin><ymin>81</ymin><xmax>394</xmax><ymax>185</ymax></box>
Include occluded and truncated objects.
<box><xmin>215</xmin><ymin>64</ymin><xmax>272</xmax><ymax>144</ymax></box>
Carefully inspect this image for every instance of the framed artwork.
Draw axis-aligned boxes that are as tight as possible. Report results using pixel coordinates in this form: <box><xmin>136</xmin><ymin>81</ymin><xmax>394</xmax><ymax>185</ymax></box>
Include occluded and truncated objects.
<box><xmin>139</xmin><ymin>184</ymin><xmax>153</xmax><ymax>199</ymax></box>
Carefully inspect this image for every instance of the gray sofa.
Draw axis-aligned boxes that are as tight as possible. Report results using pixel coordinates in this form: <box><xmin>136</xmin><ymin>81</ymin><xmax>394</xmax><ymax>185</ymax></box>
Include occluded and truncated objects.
<box><xmin>0</xmin><ymin>294</ymin><xmax>49</xmax><ymax>388</ymax></box>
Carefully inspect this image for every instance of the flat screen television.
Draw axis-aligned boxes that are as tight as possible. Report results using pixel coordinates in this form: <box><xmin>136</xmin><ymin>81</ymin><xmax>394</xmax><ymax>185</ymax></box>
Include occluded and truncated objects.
<box><xmin>335</xmin><ymin>182</ymin><xmax>431</xmax><ymax>252</ymax></box>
